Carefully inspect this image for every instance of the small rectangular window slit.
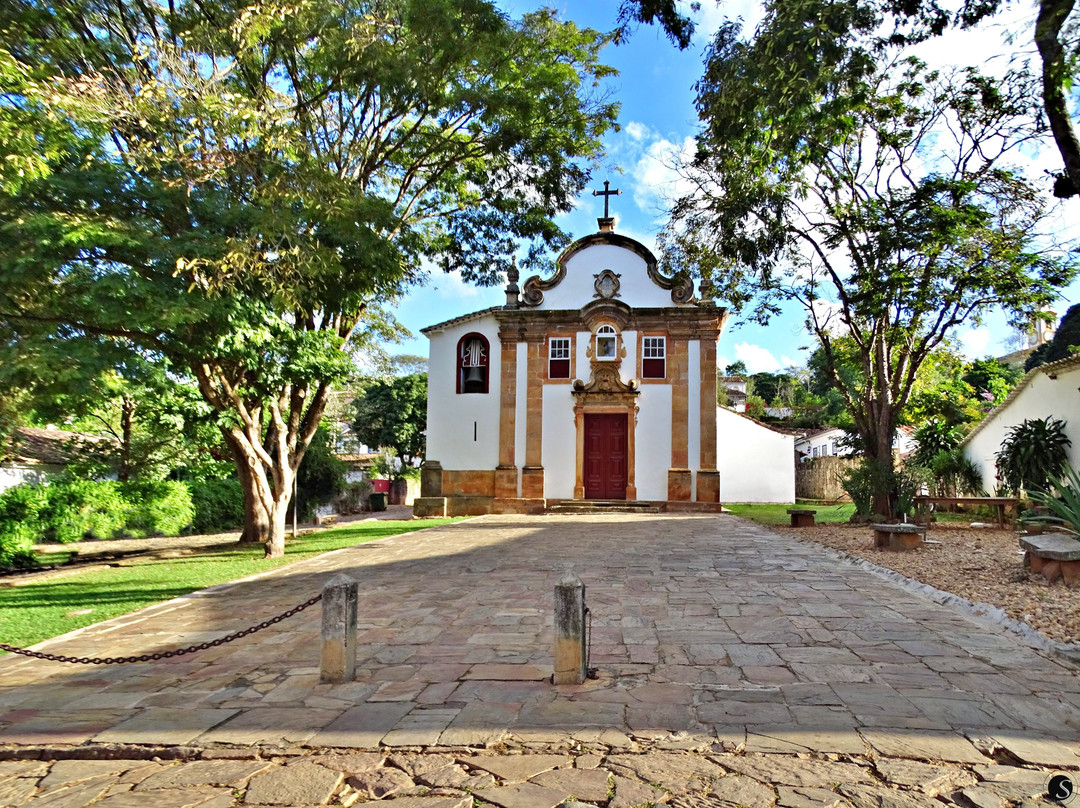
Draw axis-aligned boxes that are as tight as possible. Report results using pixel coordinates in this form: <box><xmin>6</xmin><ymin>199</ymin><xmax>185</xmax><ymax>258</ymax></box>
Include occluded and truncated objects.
<box><xmin>474</xmin><ymin>421</ymin><xmax>477</xmax><ymax>441</ymax></box>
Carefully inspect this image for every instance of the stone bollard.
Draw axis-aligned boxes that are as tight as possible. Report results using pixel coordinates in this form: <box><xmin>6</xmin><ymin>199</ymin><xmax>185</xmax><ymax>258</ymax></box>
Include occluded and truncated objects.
<box><xmin>320</xmin><ymin>573</ymin><xmax>358</xmax><ymax>683</ymax></box>
<box><xmin>553</xmin><ymin>572</ymin><xmax>587</xmax><ymax>685</ymax></box>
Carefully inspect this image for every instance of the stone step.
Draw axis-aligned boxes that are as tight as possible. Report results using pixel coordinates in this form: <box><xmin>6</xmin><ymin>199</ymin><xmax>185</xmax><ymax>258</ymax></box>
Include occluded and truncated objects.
<box><xmin>546</xmin><ymin>500</ymin><xmax>663</xmax><ymax>514</ymax></box>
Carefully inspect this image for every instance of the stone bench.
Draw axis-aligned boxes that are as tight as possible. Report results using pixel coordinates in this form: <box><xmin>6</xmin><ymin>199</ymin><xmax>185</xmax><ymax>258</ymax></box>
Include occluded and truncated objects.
<box><xmin>787</xmin><ymin>508</ymin><xmax>818</xmax><ymax>527</ymax></box>
<box><xmin>1020</xmin><ymin>533</ymin><xmax>1080</xmax><ymax>585</ymax></box>
<box><xmin>315</xmin><ymin>513</ymin><xmax>340</xmax><ymax>527</ymax></box>
<box><xmin>872</xmin><ymin>523</ymin><xmax>927</xmax><ymax>551</ymax></box>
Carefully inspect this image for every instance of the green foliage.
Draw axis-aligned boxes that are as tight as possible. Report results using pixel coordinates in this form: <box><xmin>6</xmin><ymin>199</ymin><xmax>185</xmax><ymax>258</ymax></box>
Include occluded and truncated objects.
<box><xmin>0</xmin><ymin>485</ymin><xmax>48</xmax><ymax>571</ymax></box>
<box><xmin>0</xmin><ymin>478</ymin><xmax>196</xmax><ymax>558</ymax></box>
<box><xmin>43</xmin><ymin>480</ymin><xmax>129</xmax><ymax>543</ymax></box>
<box><xmin>927</xmin><ymin>449</ymin><xmax>984</xmax><ymax>497</ymax></box>
<box><xmin>1026</xmin><ymin>304</ymin><xmax>1080</xmax><ymax>370</ymax></box>
<box><xmin>664</xmin><ymin>13</ymin><xmax>1076</xmax><ymax>512</ymax></box>
<box><xmin>352</xmin><ymin>373</ymin><xmax>429</xmax><ymax>472</ymax></box>
<box><xmin>910</xmin><ymin>420</ymin><xmax>963</xmax><ymax>468</ymax></box>
<box><xmin>1027</xmin><ymin>465</ymin><xmax>1080</xmax><ymax>537</ymax></box>
<box><xmin>995</xmin><ymin>417</ymin><xmax>1072</xmax><ymax>494</ymax></box>
<box><xmin>962</xmin><ymin>358</ymin><xmax>1023</xmax><ymax>401</ymax></box>
<box><xmin>0</xmin><ymin>0</ymin><xmax>617</xmax><ymax>554</ymax></box>
<box><xmin>124</xmin><ymin>481</ymin><xmax>195</xmax><ymax>537</ymax></box>
<box><xmin>297</xmin><ymin>427</ymin><xmax>349</xmax><ymax>519</ymax></box>
<box><xmin>745</xmin><ymin>395</ymin><xmax>767</xmax><ymax>419</ymax></box>
<box><xmin>838</xmin><ymin>460</ymin><xmax>885</xmax><ymax>517</ymax></box>
<box><xmin>614</xmin><ymin>0</ymin><xmax>698</xmax><ymax>48</ymax></box>
<box><xmin>188</xmin><ymin>478</ymin><xmax>245</xmax><ymax>534</ymax></box>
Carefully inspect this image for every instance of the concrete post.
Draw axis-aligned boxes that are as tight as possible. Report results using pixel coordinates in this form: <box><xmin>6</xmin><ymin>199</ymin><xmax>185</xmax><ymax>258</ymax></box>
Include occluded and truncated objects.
<box><xmin>553</xmin><ymin>572</ymin><xmax>587</xmax><ymax>685</ymax></box>
<box><xmin>321</xmin><ymin>573</ymin><xmax>358</xmax><ymax>683</ymax></box>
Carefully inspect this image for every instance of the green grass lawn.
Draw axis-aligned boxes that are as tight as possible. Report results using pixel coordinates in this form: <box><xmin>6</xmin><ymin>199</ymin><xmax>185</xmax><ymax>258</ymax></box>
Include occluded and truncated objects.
<box><xmin>0</xmin><ymin>518</ymin><xmax>460</xmax><ymax>651</ymax></box>
<box><xmin>725</xmin><ymin>502</ymin><xmax>856</xmax><ymax>525</ymax></box>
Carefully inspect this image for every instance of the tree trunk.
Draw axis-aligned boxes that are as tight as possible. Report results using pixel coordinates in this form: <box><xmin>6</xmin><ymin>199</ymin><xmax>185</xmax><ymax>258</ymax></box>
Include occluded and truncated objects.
<box><xmin>869</xmin><ymin>426</ymin><xmax>895</xmax><ymax>518</ymax></box>
<box><xmin>1036</xmin><ymin>0</ymin><xmax>1080</xmax><ymax>196</ymax></box>
<box><xmin>227</xmin><ymin>435</ymin><xmax>273</xmax><ymax>545</ymax></box>
<box><xmin>265</xmin><ymin>490</ymin><xmax>292</xmax><ymax>559</ymax></box>
<box><xmin>117</xmin><ymin>395</ymin><xmax>135</xmax><ymax>482</ymax></box>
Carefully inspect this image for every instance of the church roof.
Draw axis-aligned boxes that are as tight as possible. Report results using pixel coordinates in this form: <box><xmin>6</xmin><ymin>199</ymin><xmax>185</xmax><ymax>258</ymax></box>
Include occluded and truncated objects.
<box><xmin>420</xmin><ymin>307</ymin><xmax>501</xmax><ymax>336</ymax></box>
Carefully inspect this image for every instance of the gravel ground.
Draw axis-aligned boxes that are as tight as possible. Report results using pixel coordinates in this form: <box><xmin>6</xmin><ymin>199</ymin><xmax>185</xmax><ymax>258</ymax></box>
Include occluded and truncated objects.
<box><xmin>783</xmin><ymin>521</ymin><xmax>1080</xmax><ymax>645</ymax></box>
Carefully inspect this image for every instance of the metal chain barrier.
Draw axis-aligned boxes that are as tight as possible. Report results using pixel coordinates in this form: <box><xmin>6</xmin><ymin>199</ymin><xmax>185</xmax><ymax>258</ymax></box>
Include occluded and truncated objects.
<box><xmin>585</xmin><ymin>604</ymin><xmax>599</xmax><ymax>679</ymax></box>
<box><xmin>0</xmin><ymin>593</ymin><xmax>323</xmax><ymax>665</ymax></box>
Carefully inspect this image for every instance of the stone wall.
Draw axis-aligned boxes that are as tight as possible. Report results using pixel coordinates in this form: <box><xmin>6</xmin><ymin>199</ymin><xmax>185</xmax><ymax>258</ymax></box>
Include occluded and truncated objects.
<box><xmin>795</xmin><ymin>455</ymin><xmax>860</xmax><ymax>501</ymax></box>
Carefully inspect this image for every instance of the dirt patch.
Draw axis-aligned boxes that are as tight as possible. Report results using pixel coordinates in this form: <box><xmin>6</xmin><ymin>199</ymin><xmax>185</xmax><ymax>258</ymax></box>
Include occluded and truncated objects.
<box><xmin>784</xmin><ymin>521</ymin><xmax>1080</xmax><ymax>644</ymax></box>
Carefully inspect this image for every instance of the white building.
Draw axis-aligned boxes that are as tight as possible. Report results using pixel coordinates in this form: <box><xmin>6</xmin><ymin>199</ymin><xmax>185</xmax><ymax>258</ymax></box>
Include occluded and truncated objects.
<box><xmin>962</xmin><ymin>354</ymin><xmax>1080</xmax><ymax>492</ymax></box>
<box><xmin>795</xmin><ymin>425</ymin><xmax>916</xmax><ymax>462</ymax></box>
<box><xmin>416</xmin><ymin>218</ymin><xmax>796</xmax><ymax>516</ymax></box>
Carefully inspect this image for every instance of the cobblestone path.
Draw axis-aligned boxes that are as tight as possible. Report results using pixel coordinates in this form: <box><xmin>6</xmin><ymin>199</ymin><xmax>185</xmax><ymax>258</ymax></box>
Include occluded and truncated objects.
<box><xmin>0</xmin><ymin>513</ymin><xmax>1077</xmax><ymax>773</ymax></box>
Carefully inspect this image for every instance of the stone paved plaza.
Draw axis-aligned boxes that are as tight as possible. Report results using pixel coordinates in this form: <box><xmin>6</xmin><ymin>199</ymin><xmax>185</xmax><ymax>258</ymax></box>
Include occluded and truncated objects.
<box><xmin>1</xmin><ymin>513</ymin><xmax>1079</xmax><ymax>807</ymax></box>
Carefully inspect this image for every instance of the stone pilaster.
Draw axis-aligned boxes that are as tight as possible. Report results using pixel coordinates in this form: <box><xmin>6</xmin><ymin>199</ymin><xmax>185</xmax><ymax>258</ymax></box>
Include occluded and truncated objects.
<box><xmin>522</xmin><ymin>338</ymin><xmax>544</xmax><ymax>498</ymax></box>
<box><xmin>669</xmin><ymin>336</ymin><xmax>690</xmax><ymax>500</ymax></box>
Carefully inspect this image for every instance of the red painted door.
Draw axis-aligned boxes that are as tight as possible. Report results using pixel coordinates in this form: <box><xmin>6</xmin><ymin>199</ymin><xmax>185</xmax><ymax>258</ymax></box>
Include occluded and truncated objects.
<box><xmin>583</xmin><ymin>413</ymin><xmax>628</xmax><ymax>500</ymax></box>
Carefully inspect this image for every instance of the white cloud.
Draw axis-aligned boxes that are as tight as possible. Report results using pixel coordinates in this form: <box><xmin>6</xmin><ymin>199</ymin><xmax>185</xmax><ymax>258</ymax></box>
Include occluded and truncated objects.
<box><xmin>692</xmin><ymin>0</ymin><xmax>765</xmax><ymax>41</ymax></box>
<box><xmin>780</xmin><ymin>355</ymin><xmax>801</xmax><ymax>368</ymax></box>
<box><xmin>733</xmin><ymin>342</ymin><xmax>782</xmax><ymax>373</ymax></box>
<box><xmin>430</xmin><ymin>268</ymin><xmax>483</xmax><ymax>301</ymax></box>
<box><xmin>956</xmin><ymin>326</ymin><xmax>994</xmax><ymax>359</ymax></box>
<box><xmin>624</xmin><ymin>121</ymin><xmax>652</xmax><ymax>142</ymax></box>
<box><xmin>631</xmin><ymin>135</ymin><xmax>696</xmax><ymax>216</ymax></box>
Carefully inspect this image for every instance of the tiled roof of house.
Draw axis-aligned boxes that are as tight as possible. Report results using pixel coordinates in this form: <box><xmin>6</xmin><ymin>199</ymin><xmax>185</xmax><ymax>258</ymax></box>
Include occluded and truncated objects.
<box><xmin>420</xmin><ymin>307</ymin><xmax>502</xmax><ymax>336</ymax></box>
<box><xmin>6</xmin><ymin>427</ymin><xmax>116</xmax><ymax>465</ymax></box>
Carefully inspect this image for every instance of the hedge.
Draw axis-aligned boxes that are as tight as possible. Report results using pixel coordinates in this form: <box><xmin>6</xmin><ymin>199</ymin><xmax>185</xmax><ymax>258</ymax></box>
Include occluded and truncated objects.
<box><xmin>0</xmin><ymin>479</ymin><xmax>197</xmax><ymax>571</ymax></box>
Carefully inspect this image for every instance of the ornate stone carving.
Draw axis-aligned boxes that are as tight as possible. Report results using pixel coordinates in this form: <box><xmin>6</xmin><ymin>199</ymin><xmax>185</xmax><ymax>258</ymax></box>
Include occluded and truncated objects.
<box><xmin>593</xmin><ymin>269</ymin><xmax>621</xmax><ymax>299</ymax></box>
<box><xmin>573</xmin><ymin>364</ymin><xmax>640</xmax><ymax>397</ymax></box>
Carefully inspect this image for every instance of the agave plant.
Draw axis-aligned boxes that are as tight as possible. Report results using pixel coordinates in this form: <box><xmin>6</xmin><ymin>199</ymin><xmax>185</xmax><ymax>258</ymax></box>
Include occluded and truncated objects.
<box><xmin>995</xmin><ymin>417</ymin><xmax>1072</xmax><ymax>495</ymax></box>
<box><xmin>1026</xmin><ymin>465</ymin><xmax>1080</xmax><ymax>537</ymax></box>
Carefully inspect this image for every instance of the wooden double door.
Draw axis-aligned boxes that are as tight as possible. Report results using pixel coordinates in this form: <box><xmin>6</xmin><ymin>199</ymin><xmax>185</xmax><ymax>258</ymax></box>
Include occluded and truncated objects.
<box><xmin>583</xmin><ymin>413</ymin><xmax>628</xmax><ymax>500</ymax></box>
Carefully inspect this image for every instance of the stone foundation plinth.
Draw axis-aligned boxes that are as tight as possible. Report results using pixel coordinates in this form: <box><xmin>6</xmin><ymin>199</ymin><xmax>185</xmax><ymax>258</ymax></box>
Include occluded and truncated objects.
<box><xmin>667</xmin><ymin>468</ymin><xmax>692</xmax><ymax>501</ymax></box>
<box><xmin>787</xmin><ymin>508</ymin><xmax>817</xmax><ymax>527</ymax></box>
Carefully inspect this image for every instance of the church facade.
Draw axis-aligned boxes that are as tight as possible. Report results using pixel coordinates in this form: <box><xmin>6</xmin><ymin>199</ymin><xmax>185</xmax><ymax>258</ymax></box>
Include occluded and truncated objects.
<box><xmin>414</xmin><ymin>217</ymin><xmax>732</xmax><ymax>517</ymax></box>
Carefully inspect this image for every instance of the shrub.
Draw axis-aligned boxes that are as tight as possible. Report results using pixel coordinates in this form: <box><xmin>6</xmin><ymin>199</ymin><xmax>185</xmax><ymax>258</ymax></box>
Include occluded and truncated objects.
<box><xmin>188</xmin><ymin>477</ymin><xmax>245</xmax><ymax>533</ymax></box>
<box><xmin>0</xmin><ymin>485</ymin><xmax>48</xmax><ymax>571</ymax></box>
<box><xmin>995</xmin><ymin>416</ymin><xmax>1071</xmax><ymax>495</ymax></box>
<box><xmin>1027</xmin><ymin>465</ymin><xmax>1080</xmax><ymax>537</ymax></box>
<box><xmin>838</xmin><ymin>460</ymin><xmax>877</xmax><ymax>516</ymax></box>
<box><xmin>43</xmin><ymin>479</ymin><xmax>129</xmax><ymax>542</ymax></box>
<box><xmin>123</xmin><ymin>481</ymin><xmax>194</xmax><ymax>537</ymax></box>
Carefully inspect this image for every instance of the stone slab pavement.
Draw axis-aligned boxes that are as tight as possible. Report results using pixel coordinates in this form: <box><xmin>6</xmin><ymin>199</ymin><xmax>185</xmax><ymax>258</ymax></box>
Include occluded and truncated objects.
<box><xmin>1</xmin><ymin>513</ymin><xmax>1079</xmax><ymax>771</ymax></box>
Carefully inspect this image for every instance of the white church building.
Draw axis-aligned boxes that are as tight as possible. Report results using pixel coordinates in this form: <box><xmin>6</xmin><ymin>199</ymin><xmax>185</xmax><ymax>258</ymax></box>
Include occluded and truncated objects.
<box><xmin>414</xmin><ymin>211</ymin><xmax>794</xmax><ymax>517</ymax></box>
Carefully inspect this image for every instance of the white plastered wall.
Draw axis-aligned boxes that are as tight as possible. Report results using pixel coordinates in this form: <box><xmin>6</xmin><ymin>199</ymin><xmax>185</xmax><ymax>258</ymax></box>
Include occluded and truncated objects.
<box><xmin>542</xmin><ymin>386</ymin><xmax>577</xmax><ymax>499</ymax></box>
<box><xmin>425</xmin><ymin>315</ymin><xmax>501</xmax><ymax>470</ymax></box>
<box><xmin>964</xmin><ymin>363</ymin><xmax>1080</xmax><ymax>491</ymax></box>
<box><xmin>716</xmin><ymin>407</ymin><xmax>795</xmax><ymax>503</ymax></box>
<box><xmin>538</xmin><ymin>244</ymin><xmax>678</xmax><ymax>310</ymax></box>
<box><xmin>636</xmin><ymin>386</ymin><xmax>672</xmax><ymax>500</ymax></box>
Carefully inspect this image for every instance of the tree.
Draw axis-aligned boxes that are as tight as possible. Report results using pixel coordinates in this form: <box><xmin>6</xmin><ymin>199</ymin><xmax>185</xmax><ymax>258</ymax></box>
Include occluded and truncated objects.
<box><xmin>664</xmin><ymin>15</ymin><xmax>1076</xmax><ymax>514</ymax></box>
<box><xmin>723</xmin><ymin>360</ymin><xmax>748</xmax><ymax>377</ymax></box>
<box><xmin>352</xmin><ymin>373</ymin><xmax>428</xmax><ymax>473</ymax></box>
<box><xmin>0</xmin><ymin>0</ymin><xmax>616</xmax><ymax>557</ymax></box>
<box><xmin>614</xmin><ymin>0</ymin><xmax>698</xmax><ymax>48</ymax></box>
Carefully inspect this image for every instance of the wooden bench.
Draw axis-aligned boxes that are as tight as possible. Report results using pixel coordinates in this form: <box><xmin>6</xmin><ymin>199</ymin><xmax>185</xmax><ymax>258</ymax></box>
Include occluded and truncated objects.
<box><xmin>786</xmin><ymin>508</ymin><xmax>818</xmax><ymax>527</ymax></box>
<box><xmin>872</xmin><ymin>523</ymin><xmax>928</xmax><ymax>551</ymax></box>
<box><xmin>913</xmin><ymin>496</ymin><xmax>1020</xmax><ymax>528</ymax></box>
<box><xmin>1020</xmin><ymin>533</ymin><xmax>1080</xmax><ymax>585</ymax></box>
<box><xmin>315</xmin><ymin>513</ymin><xmax>340</xmax><ymax>527</ymax></box>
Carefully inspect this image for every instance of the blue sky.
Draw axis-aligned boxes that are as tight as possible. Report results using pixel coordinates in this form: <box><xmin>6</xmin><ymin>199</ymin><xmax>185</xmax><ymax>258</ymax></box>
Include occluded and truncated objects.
<box><xmin>386</xmin><ymin>0</ymin><xmax>1080</xmax><ymax>375</ymax></box>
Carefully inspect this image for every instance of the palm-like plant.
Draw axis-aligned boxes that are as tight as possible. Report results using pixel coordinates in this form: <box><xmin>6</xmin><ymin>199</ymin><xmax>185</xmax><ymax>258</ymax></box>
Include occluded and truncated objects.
<box><xmin>995</xmin><ymin>417</ymin><xmax>1072</xmax><ymax>495</ymax></box>
<box><xmin>1026</xmin><ymin>466</ymin><xmax>1080</xmax><ymax>537</ymax></box>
